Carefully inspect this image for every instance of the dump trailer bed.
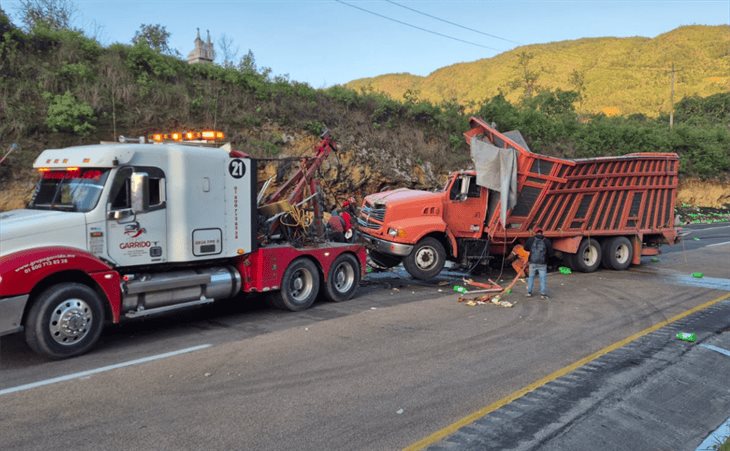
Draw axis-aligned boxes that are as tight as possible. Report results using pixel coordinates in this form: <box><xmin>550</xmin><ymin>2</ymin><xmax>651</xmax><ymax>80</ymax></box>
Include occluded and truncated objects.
<box><xmin>465</xmin><ymin>117</ymin><xmax>680</xmax><ymax>263</ymax></box>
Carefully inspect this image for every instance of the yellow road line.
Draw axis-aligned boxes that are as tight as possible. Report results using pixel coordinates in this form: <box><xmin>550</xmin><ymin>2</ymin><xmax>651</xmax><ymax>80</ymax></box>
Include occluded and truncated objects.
<box><xmin>404</xmin><ymin>292</ymin><xmax>730</xmax><ymax>451</ymax></box>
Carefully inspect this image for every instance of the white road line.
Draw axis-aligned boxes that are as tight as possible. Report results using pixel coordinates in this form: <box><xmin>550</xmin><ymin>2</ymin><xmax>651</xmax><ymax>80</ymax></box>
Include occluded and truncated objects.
<box><xmin>693</xmin><ymin>224</ymin><xmax>730</xmax><ymax>231</ymax></box>
<box><xmin>699</xmin><ymin>343</ymin><xmax>730</xmax><ymax>358</ymax></box>
<box><xmin>706</xmin><ymin>240</ymin><xmax>730</xmax><ymax>248</ymax></box>
<box><xmin>0</xmin><ymin>344</ymin><xmax>212</xmax><ymax>397</ymax></box>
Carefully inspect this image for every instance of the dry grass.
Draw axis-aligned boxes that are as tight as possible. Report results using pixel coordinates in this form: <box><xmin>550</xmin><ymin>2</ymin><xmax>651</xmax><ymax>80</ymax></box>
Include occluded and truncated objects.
<box><xmin>0</xmin><ymin>180</ymin><xmax>34</xmax><ymax>211</ymax></box>
<box><xmin>677</xmin><ymin>179</ymin><xmax>730</xmax><ymax>208</ymax></box>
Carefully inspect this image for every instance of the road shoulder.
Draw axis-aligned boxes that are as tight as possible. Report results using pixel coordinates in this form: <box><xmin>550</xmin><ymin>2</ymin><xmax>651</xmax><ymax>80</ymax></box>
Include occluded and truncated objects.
<box><xmin>423</xmin><ymin>297</ymin><xmax>730</xmax><ymax>450</ymax></box>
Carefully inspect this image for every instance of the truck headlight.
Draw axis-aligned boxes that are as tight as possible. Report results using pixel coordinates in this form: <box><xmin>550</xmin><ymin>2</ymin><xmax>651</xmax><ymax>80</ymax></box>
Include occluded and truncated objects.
<box><xmin>388</xmin><ymin>228</ymin><xmax>406</xmax><ymax>238</ymax></box>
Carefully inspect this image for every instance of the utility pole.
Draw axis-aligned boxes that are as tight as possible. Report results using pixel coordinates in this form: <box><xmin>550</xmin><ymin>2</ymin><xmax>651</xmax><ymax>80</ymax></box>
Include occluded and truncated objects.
<box><xmin>668</xmin><ymin>63</ymin><xmax>683</xmax><ymax>130</ymax></box>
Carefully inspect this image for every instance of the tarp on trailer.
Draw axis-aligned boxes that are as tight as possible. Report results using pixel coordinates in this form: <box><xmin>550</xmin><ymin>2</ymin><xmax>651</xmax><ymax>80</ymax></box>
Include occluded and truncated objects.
<box><xmin>503</xmin><ymin>130</ymin><xmax>531</xmax><ymax>152</ymax></box>
<box><xmin>470</xmin><ymin>136</ymin><xmax>518</xmax><ymax>226</ymax></box>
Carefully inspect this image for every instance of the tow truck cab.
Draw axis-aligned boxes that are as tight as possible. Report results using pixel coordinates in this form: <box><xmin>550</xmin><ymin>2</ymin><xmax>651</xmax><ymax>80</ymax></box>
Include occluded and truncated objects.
<box><xmin>6</xmin><ymin>143</ymin><xmax>255</xmax><ymax>264</ymax></box>
<box><xmin>0</xmin><ymin>143</ymin><xmax>255</xmax><ymax>355</ymax></box>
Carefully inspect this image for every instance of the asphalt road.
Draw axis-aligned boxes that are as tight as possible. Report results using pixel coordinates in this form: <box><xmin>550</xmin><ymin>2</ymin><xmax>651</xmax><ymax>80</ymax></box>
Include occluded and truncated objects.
<box><xmin>666</xmin><ymin>222</ymin><xmax>730</xmax><ymax>253</ymax></box>
<box><xmin>1</xmin><ymin>224</ymin><xmax>728</xmax><ymax>450</ymax></box>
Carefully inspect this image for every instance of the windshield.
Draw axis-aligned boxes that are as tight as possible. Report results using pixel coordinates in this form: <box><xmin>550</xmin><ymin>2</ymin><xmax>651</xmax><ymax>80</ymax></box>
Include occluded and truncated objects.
<box><xmin>28</xmin><ymin>168</ymin><xmax>111</xmax><ymax>212</ymax></box>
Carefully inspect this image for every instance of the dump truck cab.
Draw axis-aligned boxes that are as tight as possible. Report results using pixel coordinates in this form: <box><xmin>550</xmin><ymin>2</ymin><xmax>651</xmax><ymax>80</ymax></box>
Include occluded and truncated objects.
<box><xmin>359</xmin><ymin>170</ymin><xmax>488</xmax><ymax>279</ymax></box>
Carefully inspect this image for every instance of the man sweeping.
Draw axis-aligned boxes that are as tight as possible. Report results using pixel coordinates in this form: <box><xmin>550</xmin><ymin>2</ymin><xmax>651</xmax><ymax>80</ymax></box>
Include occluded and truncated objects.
<box><xmin>525</xmin><ymin>227</ymin><xmax>552</xmax><ymax>299</ymax></box>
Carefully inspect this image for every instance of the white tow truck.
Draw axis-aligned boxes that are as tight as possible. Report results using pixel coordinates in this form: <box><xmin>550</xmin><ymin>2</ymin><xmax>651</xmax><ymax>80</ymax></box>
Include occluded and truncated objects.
<box><xmin>0</xmin><ymin>132</ymin><xmax>365</xmax><ymax>358</ymax></box>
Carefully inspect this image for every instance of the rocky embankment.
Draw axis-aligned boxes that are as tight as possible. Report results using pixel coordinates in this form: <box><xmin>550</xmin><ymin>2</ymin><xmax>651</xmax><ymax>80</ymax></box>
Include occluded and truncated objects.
<box><xmin>1</xmin><ymin>125</ymin><xmax>727</xmax><ymax>214</ymax></box>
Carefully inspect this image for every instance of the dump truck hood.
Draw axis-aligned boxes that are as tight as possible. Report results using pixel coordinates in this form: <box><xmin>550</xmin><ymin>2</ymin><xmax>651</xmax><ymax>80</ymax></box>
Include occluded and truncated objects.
<box><xmin>0</xmin><ymin>209</ymin><xmax>87</xmax><ymax>256</ymax></box>
<box><xmin>365</xmin><ymin>188</ymin><xmax>442</xmax><ymax>207</ymax></box>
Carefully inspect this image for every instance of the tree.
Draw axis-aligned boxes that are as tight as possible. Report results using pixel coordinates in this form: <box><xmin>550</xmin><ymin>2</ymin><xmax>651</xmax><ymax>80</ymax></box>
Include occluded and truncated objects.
<box><xmin>509</xmin><ymin>51</ymin><xmax>540</xmax><ymax>102</ymax></box>
<box><xmin>217</xmin><ymin>33</ymin><xmax>239</xmax><ymax>68</ymax></box>
<box><xmin>99</xmin><ymin>50</ymin><xmax>133</xmax><ymax>140</ymax></box>
<box><xmin>238</xmin><ymin>49</ymin><xmax>271</xmax><ymax>78</ymax></box>
<box><xmin>403</xmin><ymin>89</ymin><xmax>420</xmax><ymax>104</ymax></box>
<box><xmin>17</xmin><ymin>0</ymin><xmax>75</xmax><ymax>30</ymax></box>
<box><xmin>132</xmin><ymin>23</ymin><xmax>174</xmax><ymax>55</ymax></box>
<box><xmin>568</xmin><ymin>69</ymin><xmax>586</xmax><ymax>110</ymax></box>
<box><xmin>526</xmin><ymin>89</ymin><xmax>579</xmax><ymax>116</ymax></box>
<box><xmin>0</xmin><ymin>7</ymin><xmax>15</xmax><ymax>35</ymax></box>
<box><xmin>238</xmin><ymin>49</ymin><xmax>257</xmax><ymax>73</ymax></box>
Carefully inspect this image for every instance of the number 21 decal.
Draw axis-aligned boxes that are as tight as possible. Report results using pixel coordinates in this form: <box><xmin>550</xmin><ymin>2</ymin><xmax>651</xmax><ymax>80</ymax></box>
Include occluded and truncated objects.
<box><xmin>228</xmin><ymin>159</ymin><xmax>246</xmax><ymax>178</ymax></box>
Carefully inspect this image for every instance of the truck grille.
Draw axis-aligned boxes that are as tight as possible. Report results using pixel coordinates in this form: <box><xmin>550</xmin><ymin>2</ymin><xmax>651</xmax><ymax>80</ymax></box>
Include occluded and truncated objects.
<box><xmin>357</xmin><ymin>216</ymin><xmax>382</xmax><ymax>230</ymax></box>
<box><xmin>358</xmin><ymin>203</ymin><xmax>386</xmax><ymax>230</ymax></box>
<box><xmin>361</xmin><ymin>203</ymin><xmax>386</xmax><ymax>221</ymax></box>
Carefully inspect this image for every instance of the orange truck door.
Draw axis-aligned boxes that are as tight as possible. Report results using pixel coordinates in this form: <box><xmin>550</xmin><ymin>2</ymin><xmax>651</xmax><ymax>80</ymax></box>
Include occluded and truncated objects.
<box><xmin>443</xmin><ymin>175</ymin><xmax>487</xmax><ymax>237</ymax></box>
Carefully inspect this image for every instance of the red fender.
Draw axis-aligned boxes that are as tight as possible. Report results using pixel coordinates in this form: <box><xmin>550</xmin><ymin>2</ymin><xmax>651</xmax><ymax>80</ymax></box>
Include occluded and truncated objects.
<box><xmin>0</xmin><ymin>247</ymin><xmax>122</xmax><ymax>322</ymax></box>
<box><xmin>239</xmin><ymin>244</ymin><xmax>366</xmax><ymax>293</ymax></box>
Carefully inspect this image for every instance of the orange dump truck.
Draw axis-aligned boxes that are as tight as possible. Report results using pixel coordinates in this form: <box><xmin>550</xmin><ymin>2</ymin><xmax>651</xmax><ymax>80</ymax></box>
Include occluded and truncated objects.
<box><xmin>358</xmin><ymin>117</ymin><xmax>680</xmax><ymax>280</ymax></box>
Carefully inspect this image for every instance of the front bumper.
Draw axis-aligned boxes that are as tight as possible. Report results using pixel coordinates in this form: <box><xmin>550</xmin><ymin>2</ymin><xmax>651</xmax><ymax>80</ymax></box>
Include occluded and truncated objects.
<box><xmin>361</xmin><ymin>234</ymin><xmax>414</xmax><ymax>257</ymax></box>
<box><xmin>0</xmin><ymin>294</ymin><xmax>28</xmax><ymax>336</ymax></box>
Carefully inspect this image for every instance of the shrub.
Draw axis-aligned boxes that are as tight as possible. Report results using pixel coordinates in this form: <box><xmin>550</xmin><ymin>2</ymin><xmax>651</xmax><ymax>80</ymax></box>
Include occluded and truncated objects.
<box><xmin>44</xmin><ymin>90</ymin><xmax>95</xmax><ymax>135</ymax></box>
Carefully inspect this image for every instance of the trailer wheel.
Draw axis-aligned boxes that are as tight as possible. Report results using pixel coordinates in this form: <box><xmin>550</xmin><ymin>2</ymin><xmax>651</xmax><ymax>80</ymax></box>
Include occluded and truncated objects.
<box><xmin>571</xmin><ymin>238</ymin><xmax>602</xmax><ymax>273</ymax></box>
<box><xmin>368</xmin><ymin>250</ymin><xmax>402</xmax><ymax>269</ymax></box>
<box><xmin>273</xmin><ymin>258</ymin><xmax>320</xmax><ymax>311</ymax></box>
<box><xmin>403</xmin><ymin>237</ymin><xmax>446</xmax><ymax>281</ymax></box>
<box><xmin>24</xmin><ymin>283</ymin><xmax>105</xmax><ymax>359</ymax></box>
<box><xmin>324</xmin><ymin>254</ymin><xmax>361</xmax><ymax>302</ymax></box>
<box><xmin>601</xmin><ymin>236</ymin><xmax>633</xmax><ymax>270</ymax></box>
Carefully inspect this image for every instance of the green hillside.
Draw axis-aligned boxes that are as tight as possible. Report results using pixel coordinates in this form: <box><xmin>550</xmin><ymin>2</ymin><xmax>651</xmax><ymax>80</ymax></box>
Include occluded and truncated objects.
<box><xmin>1</xmin><ymin>9</ymin><xmax>728</xmax><ymax>212</ymax></box>
<box><xmin>348</xmin><ymin>25</ymin><xmax>730</xmax><ymax>116</ymax></box>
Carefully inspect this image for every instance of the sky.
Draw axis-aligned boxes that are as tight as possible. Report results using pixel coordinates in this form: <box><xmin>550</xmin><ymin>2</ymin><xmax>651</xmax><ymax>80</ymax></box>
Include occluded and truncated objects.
<box><xmin>3</xmin><ymin>0</ymin><xmax>729</xmax><ymax>87</ymax></box>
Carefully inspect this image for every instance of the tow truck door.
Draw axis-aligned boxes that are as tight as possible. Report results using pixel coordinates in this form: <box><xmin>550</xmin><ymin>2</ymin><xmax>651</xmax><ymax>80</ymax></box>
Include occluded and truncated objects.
<box><xmin>443</xmin><ymin>175</ymin><xmax>487</xmax><ymax>237</ymax></box>
<box><xmin>106</xmin><ymin>166</ymin><xmax>167</xmax><ymax>266</ymax></box>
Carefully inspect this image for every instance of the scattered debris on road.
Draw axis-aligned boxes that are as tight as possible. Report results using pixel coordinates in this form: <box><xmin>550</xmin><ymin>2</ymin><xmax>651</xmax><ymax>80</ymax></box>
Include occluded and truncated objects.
<box><xmin>454</xmin><ymin>245</ymin><xmax>529</xmax><ymax>308</ymax></box>
<box><xmin>676</xmin><ymin>332</ymin><xmax>697</xmax><ymax>342</ymax></box>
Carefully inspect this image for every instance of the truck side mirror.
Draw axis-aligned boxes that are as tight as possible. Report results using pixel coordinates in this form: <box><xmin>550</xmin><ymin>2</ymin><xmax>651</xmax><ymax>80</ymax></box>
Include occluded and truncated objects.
<box><xmin>458</xmin><ymin>176</ymin><xmax>470</xmax><ymax>201</ymax></box>
<box><xmin>131</xmin><ymin>172</ymin><xmax>150</xmax><ymax>213</ymax></box>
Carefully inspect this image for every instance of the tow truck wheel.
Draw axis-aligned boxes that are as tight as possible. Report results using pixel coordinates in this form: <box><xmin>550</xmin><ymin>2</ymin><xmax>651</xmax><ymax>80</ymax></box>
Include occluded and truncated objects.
<box><xmin>403</xmin><ymin>237</ymin><xmax>446</xmax><ymax>281</ymax></box>
<box><xmin>24</xmin><ymin>283</ymin><xmax>105</xmax><ymax>359</ymax></box>
<box><xmin>274</xmin><ymin>258</ymin><xmax>320</xmax><ymax>312</ymax></box>
<box><xmin>571</xmin><ymin>238</ymin><xmax>602</xmax><ymax>273</ymax></box>
<box><xmin>601</xmin><ymin>236</ymin><xmax>633</xmax><ymax>270</ymax></box>
<box><xmin>324</xmin><ymin>253</ymin><xmax>361</xmax><ymax>302</ymax></box>
<box><xmin>368</xmin><ymin>250</ymin><xmax>401</xmax><ymax>269</ymax></box>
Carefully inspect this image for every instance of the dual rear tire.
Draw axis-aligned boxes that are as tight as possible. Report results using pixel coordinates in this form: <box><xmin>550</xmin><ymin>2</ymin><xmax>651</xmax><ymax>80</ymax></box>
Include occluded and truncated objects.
<box><xmin>569</xmin><ymin>238</ymin><xmax>602</xmax><ymax>273</ymax></box>
<box><xmin>568</xmin><ymin>236</ymin><xmax>633</xmax><ymax>272</ymax></box>
<box><xmin>271</xmin><ymin>254</ymin><xmax>361</xmax><ymax>311</ymax></box>
<box><xmin>324</xmin><ymin>254</ymin><xmax>361</xmax><ymax>303</ymax></box>
<box><xmin>601</xmin><ymin>236</ymin><xmax>633</xmax><ymax>270</ymax></box>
